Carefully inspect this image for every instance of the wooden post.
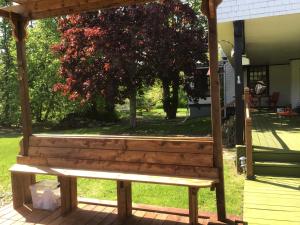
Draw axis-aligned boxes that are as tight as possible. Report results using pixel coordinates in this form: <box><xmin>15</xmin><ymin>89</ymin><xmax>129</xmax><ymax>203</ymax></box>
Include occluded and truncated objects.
<box><xmin>10</xmin><ymin>15</ymin><xmax>32</xmax><ymax>156</ymax></box>
<box><xmin>117</xmin><ymin>181</ymin><xmax>132</xmax><ymax>219</ymax></box>
<box><xmin>11</xmin><ymin>172</ymin><xmax>35</xmax><ymax>209</ymax></box>
<box><xmin>58</xmin><ymin>176</ymin><xmax>78</xmax><ymax>215</ymax></box>
<box><xmin>244</xmin><ymin>87</ymin><xmax>254</xmax><ymax>179</ymax></box>
<box><xmin>234</xmin><ymin>20</ymin><xmax>245</xmax><ymax>145</ymax></box>
<box><xmin>188</xmin><ymin>187</ymin><xmax>199</xmax><ymax>225</ymax></box>
<box><xmin>244</xmin><ymin>87</ymin><xmax>250</xmax><ymax>109</ymax></box>
<box><xmin>202</xmin><ymin>0</ymin><xmax>227</xmax><ymax>221</ymax></box>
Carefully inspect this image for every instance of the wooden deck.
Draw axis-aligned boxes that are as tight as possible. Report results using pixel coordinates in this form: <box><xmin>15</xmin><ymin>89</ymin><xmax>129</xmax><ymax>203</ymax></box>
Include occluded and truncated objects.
<box><xmin>0</xmin><ymin>202</ymin><xmax>242</xmax><ymax>225</ymax></box>
<box><xmin>251</xmin><ymin>111</ymin><xmax>300</xmax><ymax>177</ymax></box>
<box><xmin>243</xmin><ymin>176</ymin><xmax>300</xmax><ymax>225</ymax></box>
<box><xmin>252</xmin><ymin>111</ymin><xmax>300</xmax><ymax>152</ymax></box>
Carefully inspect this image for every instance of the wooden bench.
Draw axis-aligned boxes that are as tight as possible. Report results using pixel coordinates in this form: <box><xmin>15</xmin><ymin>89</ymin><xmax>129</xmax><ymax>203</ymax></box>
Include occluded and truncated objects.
<box><xmin>10</xmin><ymin>135</ymin><xmax>219</xmax><ymax>225</ymax></box>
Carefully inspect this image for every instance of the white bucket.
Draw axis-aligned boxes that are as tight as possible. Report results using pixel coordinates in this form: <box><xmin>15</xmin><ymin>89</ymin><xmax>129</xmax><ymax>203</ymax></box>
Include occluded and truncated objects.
<box><xmin>30</xmin><ymin>180</ymin><xmax>61</xmax><ymax>211</ymax></box>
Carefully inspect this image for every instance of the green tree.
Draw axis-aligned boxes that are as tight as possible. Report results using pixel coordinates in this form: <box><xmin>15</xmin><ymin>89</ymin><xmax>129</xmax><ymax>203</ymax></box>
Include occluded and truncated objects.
<box><xmin>0</xmin><ymin>0</ymin><xmax>20</xmax><ymax>126</ymax></box>
<box><xmin>27</xmin><ymin>19</ymin><xmax>58</xmax><ymax>122</ymax></box>
<box><xmin>26</xmin><ymin>19</ymin><xmax>78</xmax><ymax>123</ymax></box>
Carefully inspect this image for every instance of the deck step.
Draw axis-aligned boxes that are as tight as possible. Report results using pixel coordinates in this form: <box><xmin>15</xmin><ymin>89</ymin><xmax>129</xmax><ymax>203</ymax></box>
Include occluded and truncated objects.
<box><xmin>254</xmin><ymin>161</ymin><xmax>300</xmax><ymax>177</ymax></box>
<box><xmin>253</xmin><ymin>150</ymin><xmax>300</xmax><ymax>163</ymax></box>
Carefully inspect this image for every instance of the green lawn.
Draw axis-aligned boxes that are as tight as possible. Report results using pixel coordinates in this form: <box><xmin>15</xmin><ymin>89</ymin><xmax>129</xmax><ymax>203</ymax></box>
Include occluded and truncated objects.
<box><xmin>49</xmin><ymin>108</ymin><xmax>212</xmax><ymax>137</ymax></box>
<box><xmin>0</xmin><ymin>109</ymin><xmax>244</xmax><ymax>216</ymax></box>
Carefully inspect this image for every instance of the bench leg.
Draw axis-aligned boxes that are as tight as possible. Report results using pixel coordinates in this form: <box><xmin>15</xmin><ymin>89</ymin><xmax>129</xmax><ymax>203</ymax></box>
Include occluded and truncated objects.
<box><xmin>58</xmin><ymin>176</ymin><xmax>77</xmax><ymax>215</ymax></box>
<box><xmin>11</xmin><ymin>172</ymin><xmax>35</xmax><ymax>209</ymax></box>
<box><xmin>117</xmin><ymin>181</ymin><xmax>132</xmax><ymax>219</ymax></box>
<box><xmin>188</xmin><ymin>187</ymin><xmax>199</xmax><ymax>225</ymax></box>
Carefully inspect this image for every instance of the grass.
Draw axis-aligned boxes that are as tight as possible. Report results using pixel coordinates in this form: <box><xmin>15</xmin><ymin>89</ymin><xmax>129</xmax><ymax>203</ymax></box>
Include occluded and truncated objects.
<box><xmin>47</xmin><ymin>108</ymin><xmax>212</xmax><ymax>137</ymax></box>
<box><xmin>0</xmin><ymin>108</ymin><xmax>244</xmax><ymax>216</ymax></box>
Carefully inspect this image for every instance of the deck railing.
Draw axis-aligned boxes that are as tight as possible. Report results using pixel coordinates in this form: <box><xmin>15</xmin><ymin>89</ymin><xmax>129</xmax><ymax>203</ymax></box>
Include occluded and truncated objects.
<box><xmin>244</xmin><ymin>87</ymin><xmax>254</xmax><ymax>178</ymax></box>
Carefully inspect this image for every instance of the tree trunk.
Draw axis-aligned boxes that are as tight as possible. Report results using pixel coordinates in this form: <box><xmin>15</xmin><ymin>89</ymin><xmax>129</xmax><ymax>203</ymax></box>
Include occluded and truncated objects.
<box><xmin>43</xmin><ymin>94</ymin><xmax>55</xmax><ymax>122</ymax></box>
<box><xmin>162</xmin><ymin>75</ymin><xmax>179</xmax><ymax>120</ymax></box>
<box><xmin>162</xmin><ymin>79</ymin><xmax>171</xmax><ymax>119</ymax></box>
<box><xmin>104</xmin><ymin>98</ymin><xmax>118</xmax><ymax>122</ymax></box>
<box><xmin>102</xmin><ymin>78</ymin><xmax>118</xmax><ymax>121</ymax></box>
<box><xmin>85</xmin><ymin>100</ymin><xmax>99</xmax><ymax>119</ymax></box>
<box><xmin>104</xmin><ymin>100</ymin><xmax>115</xmax><ymax>114</ymax></box>
<box><xmin>169</xmin><ymin>76</ymin><xmax>179</xmax><ymax>119</ymax></box>
<box><xmin>129</xmin><ymin>90</ymin><xmax>137</xmax><ymax>128</ymax></box>
<box><xmin>36</xmin><ymin>105</ymin><xmax>43</xmax><ymax>123</ymax></box>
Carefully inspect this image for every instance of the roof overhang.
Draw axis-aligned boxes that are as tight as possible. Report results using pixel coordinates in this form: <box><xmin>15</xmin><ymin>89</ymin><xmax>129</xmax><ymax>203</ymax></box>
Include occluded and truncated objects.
<box><xmin>0</xmin><ymin>0</ymin><xmax>154</xmax><ymax>20</ymax></box>
<box><xmin>218</xmin><ymin>13</ymin><xmax>300</xmax><ymax>65</ymax></box>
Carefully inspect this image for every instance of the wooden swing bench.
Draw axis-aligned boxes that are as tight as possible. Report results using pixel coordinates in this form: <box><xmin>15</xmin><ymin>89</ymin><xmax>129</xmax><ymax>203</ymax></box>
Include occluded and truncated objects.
<box><xmin>10</xmin><ymin>135</ymin><xmax>219</xmax><ymax>225</ymax></box>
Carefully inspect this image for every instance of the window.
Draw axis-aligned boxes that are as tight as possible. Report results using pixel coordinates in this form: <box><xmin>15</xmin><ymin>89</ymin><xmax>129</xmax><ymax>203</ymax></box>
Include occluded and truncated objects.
<box><xmin>247</xmin><ymin>65</ymin><xmax>269</xmax><ymax>96</ymax></box>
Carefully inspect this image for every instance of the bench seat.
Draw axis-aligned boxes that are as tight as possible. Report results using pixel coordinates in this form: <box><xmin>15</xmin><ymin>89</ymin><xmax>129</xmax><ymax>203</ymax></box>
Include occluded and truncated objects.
<box><xmin>10</xmin><ymin>164</ymin><xmax>218</xmax><ymax>188</ymax></box>
<box><xmin>10</xmin><ymin>163</ymin><xmax>217</xmax><ymax>225</ymax></box>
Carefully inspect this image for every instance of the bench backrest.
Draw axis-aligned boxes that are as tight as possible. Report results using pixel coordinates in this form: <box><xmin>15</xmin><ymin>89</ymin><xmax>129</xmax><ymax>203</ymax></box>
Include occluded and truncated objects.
<box><xmin>17</xmin><ymin>135</ymin><xmax>218</xmax><ymax>179</ymax></box>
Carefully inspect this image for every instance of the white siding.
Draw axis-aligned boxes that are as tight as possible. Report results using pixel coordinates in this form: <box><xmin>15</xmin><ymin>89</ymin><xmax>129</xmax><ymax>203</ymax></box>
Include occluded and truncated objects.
<box><xmin>269</xmin><ymin>65</ymin><xmax>291</xmax><ymax>106</ymax></box>
<box><xmin>224</xmin><ymin>62</ymin><xmax>235</xmax><ymax>105</ymax></box>
<box><xmin>218</xmin><ymin>0</ymin><xmax>300</xmax><ymax>22</ymax></box>
<box><xmin>290</xmin><ymin>60</ymin><xmax>300</xmax><ymax>108</ymax></box>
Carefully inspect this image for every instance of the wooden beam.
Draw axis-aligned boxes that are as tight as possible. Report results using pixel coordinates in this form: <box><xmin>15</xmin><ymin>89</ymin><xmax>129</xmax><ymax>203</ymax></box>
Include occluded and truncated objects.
<box><xmin>10</xmin><ymin>15</ymin><xmax>32</xmax><ymax>156</ymax></box>
<box><xmin>23</xmin><ymin>174</ymin><xmax>36</xmax><ymax>204</ymax></box>
<box><xmin>32</xmin><ymin>0</ymin><xmax>152</xmax><ymax>20</ymax></box>
<box><xmin>188</xmin><ymin>187</ymin><xmax>199</xmax><ymax>225</ymax></box>
<box><xmin>201</xmin><ymin>0</ymin><xmax>222</xmax><ymax>17</ymax></box>
<box><xmin>0</xmin><ymin>8</ymin><xmax>10</xmax><ymax>18</ymax></box>
<box><xmin>17</xmin><ymin>156</ymin><xmax>220</xmax><ymax>180</ymax></box>
<box><xmin>117</xmin><ymin>181</ymin><xmax>132</xmax><ymax>219</ymax></box>
<box><xmin>58</xmin><ymin>176</ymin><xmax>78</xmax><ymax>215</ymax></box>
<box><xmin>1</xmin><ymin>0</ymin><xmax>155</xmax><ymax>20</ymax></box>
<box><xmin>11</xmin><ymin>172</ymin><xmax>35</xmax><ymax>209</ymax></box>
<box><xmin>28</xmin><ymin>146</ymin><xmax>214</xmax><ymax>167</ymax></box>
<box><xmin>11</xmin><ymin>172</ymin><xmax>24</xmax><ymax>209</ymax></box>
<box><xmin>206</xmin><ymin>0</ymin><xmax>226</xmax><ymax>222</ymax></box>
<box><xmin>28</xmin><ymin>136</ymin><xmax>214</xmax><ymax>154</ymax></box>
<box><xmin>234</xmin><ymin>20</ymin><xmax>245</xmax><ymax>145</ymax></box>
<box><xmin>13</xmin><ymin>0</ymin><xmax>32</xmax><ymax>3</ymax></box>
<box><xmin>244</xmin><ymin>87</ymin><xmax>254</xmax><ymax>179</ymax></box>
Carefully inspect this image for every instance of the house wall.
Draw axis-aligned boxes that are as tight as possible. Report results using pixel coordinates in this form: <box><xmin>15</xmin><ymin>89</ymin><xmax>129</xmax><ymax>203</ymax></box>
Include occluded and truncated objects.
<box><xmin>269</xmin><ymin>65</ymin><xmax>291</xmax><ymax>106</ymax></box>
<box><xmin>218</xmin><ymin>0</ymin><xmax>300</xmax><ymax>23</ymax></box>
<box><xmin>224</xmin><ymin>62</ymin><xmax>235</xmax><ymax>106</ymax></box>
<box><xmin>290</xmin><ymin>59</ymin><xmax>300</xmax><ymax>108</ymax></box>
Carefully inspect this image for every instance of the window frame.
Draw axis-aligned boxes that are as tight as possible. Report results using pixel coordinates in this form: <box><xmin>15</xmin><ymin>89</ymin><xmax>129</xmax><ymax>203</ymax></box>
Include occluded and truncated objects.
<box><xmin>247</xmin><ymin>65</ymin><xmax>269</xmax><ymax>96</ymax></box>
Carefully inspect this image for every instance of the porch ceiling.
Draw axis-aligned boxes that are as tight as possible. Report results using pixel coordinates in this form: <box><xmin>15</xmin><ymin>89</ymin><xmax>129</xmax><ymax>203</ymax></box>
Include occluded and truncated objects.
<box><xmin>218</xmin><ymin>13</ymin><xmax>300</xmax><ymax>65</ymax></box>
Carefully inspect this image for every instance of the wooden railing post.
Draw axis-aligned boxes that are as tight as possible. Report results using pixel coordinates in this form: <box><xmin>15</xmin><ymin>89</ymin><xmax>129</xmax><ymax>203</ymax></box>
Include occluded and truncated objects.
<box><xmin>244</xmin><ymin>87</ymin><xmax>254</xmax><ymax>179</ymax></box>
<box><xmin>202</xmin><ymin>0</ymin><xmax>226</xmax><ymax>221</ymax></box>
<box><xmin>10</xmin><ymin>15</ymin><xmax>32</xmax><ymax>156</ymax></box>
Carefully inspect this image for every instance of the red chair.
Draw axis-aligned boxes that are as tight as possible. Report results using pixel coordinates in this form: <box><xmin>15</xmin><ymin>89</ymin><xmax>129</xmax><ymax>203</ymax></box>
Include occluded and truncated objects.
<box><xmin>268</xmin><ymin>92</ymin><xmax>280</xmax><ymax>111</ymax></box>
<box><xmin>249</xmin><ymin>92</ymin><xmax>258</xmax><ymax>108</ymax></box>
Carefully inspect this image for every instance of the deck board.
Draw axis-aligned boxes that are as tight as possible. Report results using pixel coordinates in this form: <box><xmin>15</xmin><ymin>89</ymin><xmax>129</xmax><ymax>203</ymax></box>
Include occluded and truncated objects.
<box><xmin>243</xmin><ymin>176</ymin><xmax>300</xmax><ymax>225</ymax></box>
<box><xmin>0</xmin><ymin>203</ymin><xmax>241</xmax><ymax>225</ymax></box>
<box><xmin>252</xmin><ymin>112</ymin><xmax>300</xmax><ymax>152</ymax></box>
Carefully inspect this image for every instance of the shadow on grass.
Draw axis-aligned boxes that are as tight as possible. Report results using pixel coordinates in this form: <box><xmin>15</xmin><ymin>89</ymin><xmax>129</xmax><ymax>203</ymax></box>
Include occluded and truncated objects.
<box><xmin>0</xmin><ymin>116</ymin><xmax>212</xmax><ymax>138</ymax></box>
<box><xmin>50</xmin><ymin>116</ymin><xmax>212</xmax><ymax>137</ymax></box>
<box><xmin>0</xmin><ymin>127</ymin><xmax>21</xmax><ymax>138</ymax></box>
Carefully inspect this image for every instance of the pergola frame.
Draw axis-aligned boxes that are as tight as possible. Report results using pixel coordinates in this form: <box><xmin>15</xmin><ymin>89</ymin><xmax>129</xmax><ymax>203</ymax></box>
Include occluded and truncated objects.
<box><xmin>0</xmin><ymin>0</ymin><xmax>226</xmax><ymax>222</ymax></box>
